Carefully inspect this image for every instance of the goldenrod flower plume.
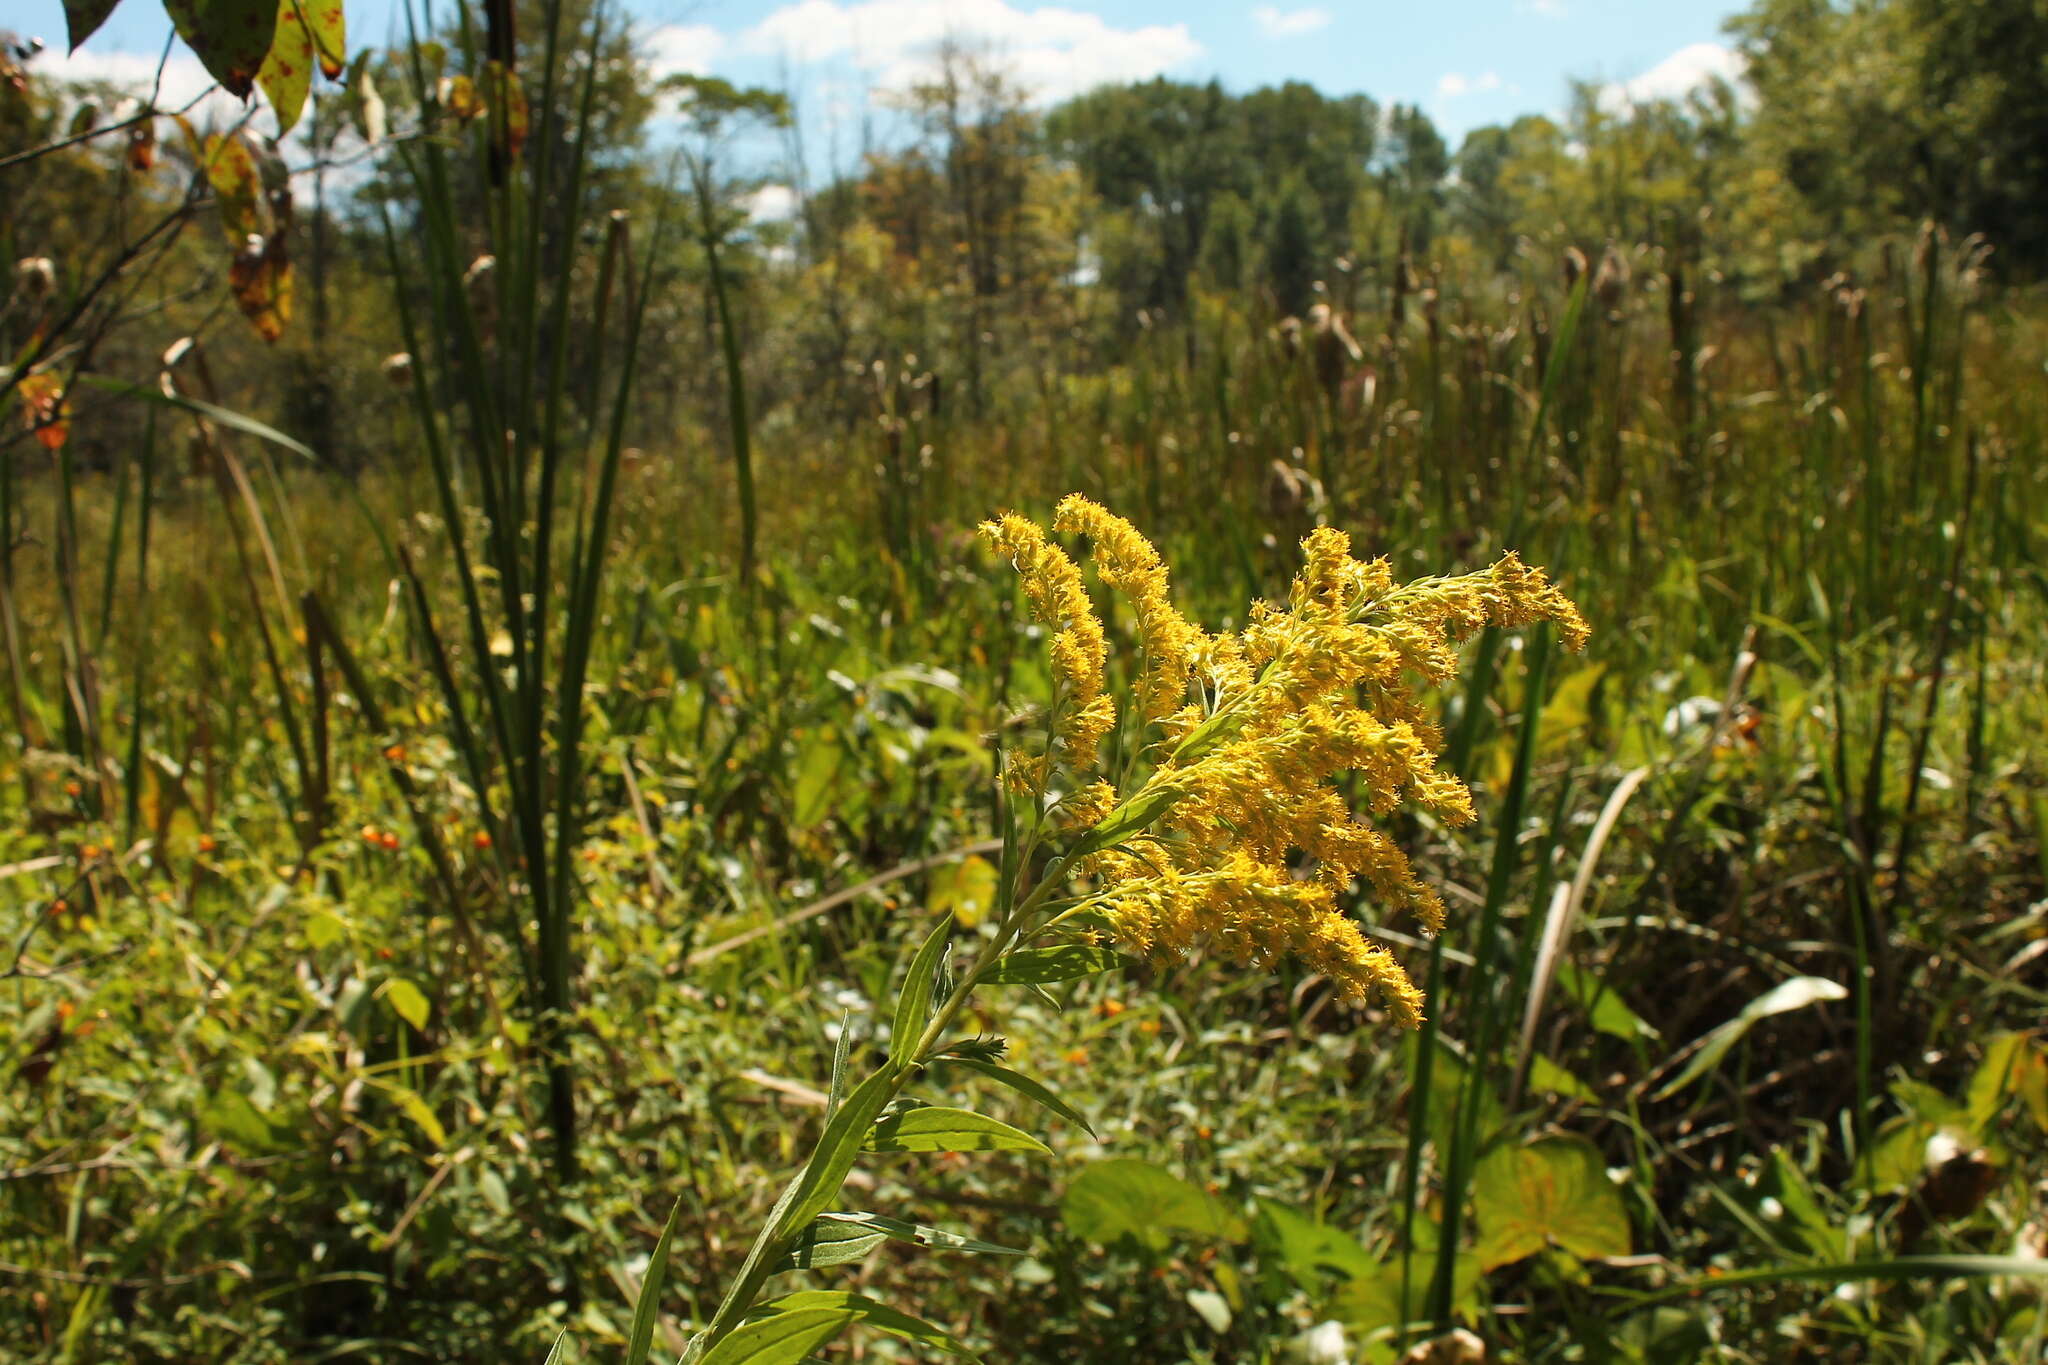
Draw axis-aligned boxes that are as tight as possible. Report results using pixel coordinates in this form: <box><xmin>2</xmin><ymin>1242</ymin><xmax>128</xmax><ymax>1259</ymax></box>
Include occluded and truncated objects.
<box><xmin>978</xmin><ymin>513</ymin><xmax>1113</xmax><ymax>778</ymax></box>
<box><xmin>989</xmin><ymin>499</ymin><xmax>1587</xmax><ymax>1029</ymax></box>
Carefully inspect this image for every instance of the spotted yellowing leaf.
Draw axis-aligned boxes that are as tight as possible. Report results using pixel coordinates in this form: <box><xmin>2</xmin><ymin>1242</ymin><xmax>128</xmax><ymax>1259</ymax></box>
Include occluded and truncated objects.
<box><xmin>1472</xmin><ymin>1134</ymin><xmax>1632</xmax><ymax>1270</ymax></box>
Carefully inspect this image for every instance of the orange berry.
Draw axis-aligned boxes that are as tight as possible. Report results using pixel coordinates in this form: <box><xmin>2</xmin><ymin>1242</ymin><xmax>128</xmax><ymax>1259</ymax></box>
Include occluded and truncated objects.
<box><xmin>64</xmin><ymin>781</ymin><xmax>82</xmax><ymax>798</ymax></box>
<box><xmin>473</xmin><ymin>831</ymin><xmax>492</xmax><ymax>850</ymax></box>
<box><xmin>361</xmin><ymin>825</ymin><xmax>381</xmax><ymax>845</ymax></box>
<box><xmin>1098</xmin><ymin>998</ymin><xmax>1126</xmax><ymax>1017</ymax></box>
<box><xmin>383</xmin><ymin>744</ymin><xmax>407</xmax><ymax>762</ymax></box>
<box><xmin>1063</xmin><ymin>1047</ymin><xmax>1089</xmax><ymax>1066</ymax></box>
<box><xmin>197</xmin><ymin>835</ymin><xmax>217</xmax><ymax>854</ymax></box>
<box><xmin>380</xmin><ymin>832</ymin><xmax>400</xmax><ymax>851</ymax></box>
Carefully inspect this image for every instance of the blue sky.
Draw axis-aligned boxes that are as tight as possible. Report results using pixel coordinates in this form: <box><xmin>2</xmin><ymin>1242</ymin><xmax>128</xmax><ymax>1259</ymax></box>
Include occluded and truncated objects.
<box><xmin>16</xmin><ymin>0</ymin><xmax>1750</xmax><ymax>171</ymax></box>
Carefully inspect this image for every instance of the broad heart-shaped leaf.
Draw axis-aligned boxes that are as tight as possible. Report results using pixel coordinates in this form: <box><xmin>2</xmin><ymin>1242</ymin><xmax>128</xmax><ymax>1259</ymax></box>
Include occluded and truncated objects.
<box><xmin>1472</xmin><ymin>1134</ymin><xmax>1632</xmax><ymax>1270</ymax></box>
<box><xmin>164</xmin><ymin>0</ymin><xmax>281</xmax><ymax>97</ymax></box>
<box><xmin>698</xmin><ymin>1305</ymin><xmax>852</xmax><ymax>1365</ymax></box>
<box><xmin>979</xmin><ymin>945</ymin><xmax>1120</xmax><ymax>985</ymax></box>
<box><xmin>1062</xmin><ymin>1158</ymin><xmax>1247</xmax><ymax>1254</ymax></box>
<box><xmin>1655</xmin><ymin>975</ymin><xmax>1846</xmax><ymax>1100</ymax></box>
<box><xmin>864</xmin><ymin>1105</ymin><xmax>1049</xmax><ymax>1155</ymax></box>
<box><xmin>62</xmin><ymin>0</ymin><xmax>124</xmax><ymax>51</ymax></box>
<box><xmin>761</xmin><ymin>1291</ymin><xmax>976</xmax><ymax>1359</ymax></box>
<box><xmin>255</xmin><ymin>1</ymin><xmax>309</xmax><ymax>134</ymax></box>
<box><xmin>625</xmin><ymin>1196</ymin><xmax>685</xmax><ymax>1364</ymax></box>
<box><xmin>941</xmin><ymin>1056</ymin><xmax>1096</xmax><ymax>1135</ymax></box>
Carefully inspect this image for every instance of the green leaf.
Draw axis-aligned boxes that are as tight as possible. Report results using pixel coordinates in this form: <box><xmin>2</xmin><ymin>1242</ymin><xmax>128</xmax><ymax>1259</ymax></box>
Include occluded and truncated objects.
<box><xmin>929</xmin><ymin>854</ymin><xmax>998</xmax><ymax>928</ymax></box>
<box><xmin>1553</xmin><ymin>962</ymin><xmax>1657</xmax><ymax>1041</ymax></box>
<box><xmin>1527</xmin><ymin>1052</ymin><xmax>1595</xmax><ymax>1100</ymax></box>
<box><xmin>781</xmin><ymin>1062</ymin><xmax>908</xmax><ymax>1234</ymax></box>
<box><xmin>1638</xmin><ymin>1255</ymin><xmax>2048</xmax><ymax>1304</ymax></box>
<box><xmin>200</xmin><ymin>1091</ymin><xmax>297</xmax><ymax>1155</ymax></box>
<box><xmin>890</xmin><ymin>918</ymin><xmax>953</xmax><ymax>1065</ymax></box>
<box><xmin>383</xmin><ymin>978</ymin><xmax>430</xmax><ymax>1031</ymax></box>
<box><xmin>62</xmin><ymin>0</ymin><xmax>123</xmax><ymax>51</ymax></box>
<box><xmin>378</xmin><ymin>1081</ymin><xmax>446</xmax><ymax>1149</ymax></box>
<box><xmin>163</xmin><ymin>0</ymin><xmax>280</xmax><ymax>97</ymax></box>
<box><xmin>698</xmin><ymin>1306</ymin><xmax>853</xmax><ymax>1365</ymax></box>
<box><xmin>777</xmin><ymin>1219</ymin><xmax>887</xmax><ymax>1271</ymax></box>
<box><xmin>1472</xmin><ymin>1134</ymin><xmax>1632</xmax><ymax>1270</ymax></box>
<box><xmin>1252</xmin><ymin>1199</ymin><xmax>1377</xmax><ymax>1292</ymax></box>
<box><xmin>864</xmin><ymin>1106</ymin><xmax>1049</xmax><ymax>1155</ymax></box>
<box><xmin>1966</xmin><ymin>1032</ymin><xmax>2048</xmax><ymax>1135</ymax></box>
<box><xmin>1062</xmin><ymin>1158</ymin><xmax>1246</xmax><ymax>1254</ymax></box>
<box><xmin>625</xmin><ymin>1196</ymin><xmax>685</xmax><ymax>1365</ymax></box>
<box><xmin>75</xmin><ymin>377</ymin><xmax>319</xmax><ymax>463</ymax></box>
<box><xmin>942</xmin><ymin>1057</ymin><xmax>1096</xmax><ymax>1135</ymax></box>
<box><xmin>1070</xmin><ymin>781</ymin><xmax>1185</xmax><ymax>857</ymax></box>
<box><xmin>762</xmin><ymin>1291</ymin><xmax>976</xmax><ymax>1358</ymax></box>
<box><xmin>784</xmin><ymin>1211</ymin><xmax>1023</xmax><ymax>1270</ymax></box>
<box><xmin>478</xmin><ymin>1168</ymin><xmax>510</xmax><ymax>1216</ymax></box>
<box><xmin>790</xmin><ymin>729</ymin><xmax>842</xmax><ymax>829</ymax></box>
<box><xmin>1328</xmin><ymin>1250</ymin><xmax>1478</xmax><ymax>1335</ymax></box>
<box><xmin>1655</xmin><ymin>976</ymin><xmax>1846</xmax><ymax>1100</ymax></box>
<box><xmin>979</xmin><ymin>945</ymin><xmax>1121</xmax><ymax>985</ymax></box>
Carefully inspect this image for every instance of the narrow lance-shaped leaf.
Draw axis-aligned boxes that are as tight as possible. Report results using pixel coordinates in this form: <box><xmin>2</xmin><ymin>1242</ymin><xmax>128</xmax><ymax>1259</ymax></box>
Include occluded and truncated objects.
<box><xmin>1656</xmin><ymin>976</ymin><xmax>1848</xmax><ymax>1100</ymax></box>
<box><xmin>761</xmin><ymin>1291</ymin><xmax>978</xmax><ymax>1360</ymax></box>
<box><xmin>625</xmin><ymin>1196</ymin><xmax>686</xmax><ymax>1364</ymax></box>
<box><xmin>980</xmin><ymin>945</ymin><xmax>1120</xmax><ymax>985</ymax></box>
<box><xmin>942</xmin><ymin>1056</ymin><xmax>1096</xmax><ymax>1135</ymax></box>
<box><xmin>698</xmin><ymin>1306</ymin><xmax>853</xmax><ymax>1365</ymax></box>
<box><xmin>865</xmin><ymin>1105</ymin><xmax>1050</xmax><ymax>1154</ymax></box>
<box><xmin>890</xmin><ymin>917</ymin><xmax>952</xmax><ymax>1065</ymax></box>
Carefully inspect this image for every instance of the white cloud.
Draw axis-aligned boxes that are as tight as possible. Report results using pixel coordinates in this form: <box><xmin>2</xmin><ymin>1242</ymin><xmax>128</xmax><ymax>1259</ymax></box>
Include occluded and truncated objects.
<box><xmin>1252</xmin><ymin>6</ymin><xmax>1331</xmax><ymax>38</ymax></box>
<box><xmin>644</xmin><ymin>23</ymin><xmax>724</xmax><ymax>80</ymax></box>
<box><xmin>737</xmin><ymin>0</ymin><xmax>1201</xmax><ymax>104</ymax></box>
<box><xmin>744</xmin><ymin>182</ymin><xmax>799</xmax><ymax>220</ymax></box>
<box><xmin>1517</xmin><ymin>0</ymin><xmax>1567</xmax><ymax>18</ymax></box>
<box><xmin>31</xmin><ymin>46</ymin><xmax>247</xmax><ymax>130</ymax></box>
<box><xmin>1598</xmin><ymin>41</ymin><xmax>1746</xmax><ymax>113</ymax></box>
<box><xmin>1436</xmin><ymin>70</ymin><xmax>1501</xmax><ymax>99</ymax></box>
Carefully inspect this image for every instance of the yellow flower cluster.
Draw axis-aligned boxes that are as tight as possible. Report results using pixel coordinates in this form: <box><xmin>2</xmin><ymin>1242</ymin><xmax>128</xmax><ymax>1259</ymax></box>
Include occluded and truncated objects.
<box><xmin>977</xmin><ymin>513</ymin><xmax>1115</xmax><ymax>786</ymax></box>
<box><xmin>984</xmin><ymin>497</ymin><xmax>1587</xmax><ymax>1028</ymax></box>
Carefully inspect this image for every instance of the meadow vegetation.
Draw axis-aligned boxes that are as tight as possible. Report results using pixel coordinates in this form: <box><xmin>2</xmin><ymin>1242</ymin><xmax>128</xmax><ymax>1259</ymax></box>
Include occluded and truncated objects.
<box><xmin>2</xmin><ymin>0</ymin><xmax>2047</xmax><ymax>1360</ymax></box>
